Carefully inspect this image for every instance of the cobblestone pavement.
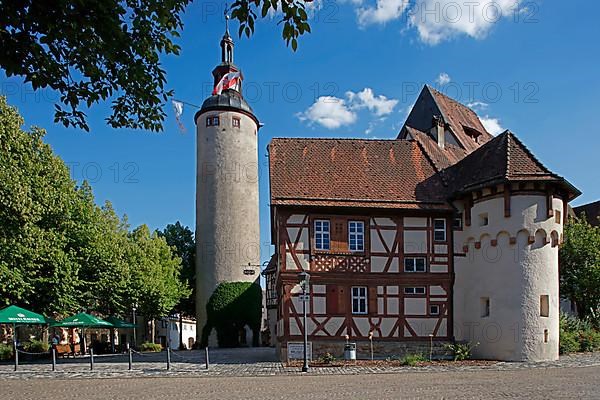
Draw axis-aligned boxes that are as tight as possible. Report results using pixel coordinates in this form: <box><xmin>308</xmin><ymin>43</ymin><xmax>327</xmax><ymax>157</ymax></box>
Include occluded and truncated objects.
<box><xmin>1</xmin><ymin>348</ymin><xmax>600</xmax><ymax>381</ymax></box>
<box><xmin>2</xmin><ymin>365</ymin><xmax>600</xmax><ymax>399</ymax></box>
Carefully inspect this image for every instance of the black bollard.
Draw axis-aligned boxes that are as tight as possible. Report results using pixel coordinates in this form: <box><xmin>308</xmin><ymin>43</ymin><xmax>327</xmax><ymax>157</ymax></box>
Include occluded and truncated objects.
<box><xmin>13</xmin><ymin>341</ymin><xmax>18</xmax><ymax>372</ymax></box>
<box><xmin>166</xmin><ymin>346</ymin><xmax>171</xmax><ymax>371</ymax></box>
<box><xmin>90</xmin><ymin>348</ymin><xmax>94</xmax><ymax>371</ymax></box>
<box><xmin>128</xmin><ymin>347</ymin><xmax>133</xmax><ymax>371</ymax></box>
<box><xmin>205</xmin><ymin>347</ymin><xmax>209</xmax><ymax>370</ymax></box>
<box><xmin>52</xmin><ymin>348</ymin><xmax>57</xmax><ymax>371</ymax></box>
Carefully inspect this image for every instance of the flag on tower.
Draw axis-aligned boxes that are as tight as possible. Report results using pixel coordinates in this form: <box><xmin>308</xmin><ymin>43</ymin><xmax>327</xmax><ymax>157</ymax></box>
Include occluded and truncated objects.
<box><xmin>212</xmin><ymin>71</ymin><xmax>242</xmax><ymax>95</ymax></box>
<box><xmin>171</xmin><ymin>99</ymin><xmax>186</xmax><ymax>133</ymax></box>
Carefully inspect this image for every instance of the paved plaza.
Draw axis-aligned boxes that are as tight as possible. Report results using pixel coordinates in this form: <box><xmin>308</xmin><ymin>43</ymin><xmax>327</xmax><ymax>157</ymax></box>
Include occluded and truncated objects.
<box><xmin>2</xmin><ymin>364</ymin><xmax>600</xmax><ymax>399</ymax></box>
<box><xmin>1</xmin><ymin>349</ymin><xmax>600</xmax><ymax>398</ymax></box>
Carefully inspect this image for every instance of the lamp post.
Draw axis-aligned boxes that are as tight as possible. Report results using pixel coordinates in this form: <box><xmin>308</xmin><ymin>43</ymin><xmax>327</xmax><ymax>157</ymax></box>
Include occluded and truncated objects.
<box><xmin>298</xmin><ymin>271</ymin><xmax>310</xmax><ymax>373</ymax></box>
<box><xmin>132</xmin><ymin>303</ymin><xmax>138</xmax><ymax>349</ymax></box>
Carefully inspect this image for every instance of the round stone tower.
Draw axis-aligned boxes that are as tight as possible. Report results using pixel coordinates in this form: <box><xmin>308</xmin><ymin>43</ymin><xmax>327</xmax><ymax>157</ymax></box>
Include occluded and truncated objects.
<box><xmin>195</xmin><ymin>23</ymin><xmax>261</xmax><ymax>345</ymax></box>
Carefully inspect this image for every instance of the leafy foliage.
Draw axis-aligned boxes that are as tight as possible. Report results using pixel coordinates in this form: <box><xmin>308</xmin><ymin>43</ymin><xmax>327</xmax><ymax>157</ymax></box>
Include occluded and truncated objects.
<box><xmin>24</xmin><ymin>339</ymin><xmax>50</xmax><ymax>353</ymax></box>
<box><xmin>400</xmin><ymin>353</ymin><xmax>426</xmax><ymax>366</ymax></box>
<box><xmin>559</xmin><ymin>313</ymin><xmax>600</xmax><ymax>354</ymax></box>
<box><xmin>320</xmin><ymin>352</ymin><xmax>336</xmax><ymax>364</ymax></box>
<box><xmin>231</xmin><ymin>0</ymin><xmax>312</xmax><ymax>51</ymax></box>
<box><xmin>560</xmin><ymin>217</ymin><xmax>600</xmax><ymax>319</ymax></box>
<box><xmin>0</xmin><ymin>96</ymin><xmax>189</xmax><ymax>321</ymax></box>
<box><xmin>0</xmin><ymin>1</ymin><xmax>312</xmax><ymax>131</ymax></box>
<box><xmin>0</xmin><ymin>343</ymin><xmax>14</xmax><ymax>360</ymax></box>
<box><xmin>201</xmin><ymin>282</ymin><xmax>262</xmax><ymax>348</ymax></box>
<box><xmin>0</xmin><ymin>0</ymin><xmax>191</xmax><ymax>132</ymax></box>
<box><xmin>444</xmin><ymin>342</ymin><xmax>479</xmax><ymax>361</ymax></box>
<box><xmin>159</xmin><ymin>222</ymin><xmax>195</xmax><ymax>317</ymax></box>
<box><xmin>140</xmin><ymin>342</ymin><xmax>163</xmax><ymax>352</ymax></box>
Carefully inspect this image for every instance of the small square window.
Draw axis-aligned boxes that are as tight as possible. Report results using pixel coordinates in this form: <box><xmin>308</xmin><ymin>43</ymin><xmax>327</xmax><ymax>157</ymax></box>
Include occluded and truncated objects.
<box><xmin>213</xmin><ymin>116</ymin><xmax>220</xmax><ymax>126</ymax></box>
<box><xmin>404</xmin><ymin>287</ymin><xmax>426</xmax><ymax>295</ymax></box>
<box><xmin>404</xmin><ymin>257</ymin><xmax>426</xmax><ymax>273</ymax></box>
<box><xmin>314</xmin><ymin>219</ymin><xmax>330</xmax><ymax>251</ymax></box>
<box><xmin>481</xmin><ymin>297</ymin><xmax>490</xmax><ymax>318</ymax></box>
<box><xmin>434</xmin><ymin>219</ymin><xmax>446</xmax><ymax>241</ymax></box>
<box><xmin>453</xmin><ymin>214</ymin><xmax>463</xmax><ymax>230</ymax></box>
<box><xmin>479</xmin><ymin>213</ymin><xmax>489</xmax><ymax>227</ymax></box>
<box><xmin>429</xmin><ymin>305</ymin><xmax>440</xmax><ymax>316</ymax></box>
<box><xmin>540</xmin><ymin>295</ymin><xmax>549</xmax><ymax>317</ymax></box>
<box><xmin>351</xmin><ymin>286</ymin><xmax>368</xmax><ymax>315</ymax></box>
<box><xmin>232</xmin><ymin>117</ymin><xmax>240</xmax><ymax>128</ymax></box>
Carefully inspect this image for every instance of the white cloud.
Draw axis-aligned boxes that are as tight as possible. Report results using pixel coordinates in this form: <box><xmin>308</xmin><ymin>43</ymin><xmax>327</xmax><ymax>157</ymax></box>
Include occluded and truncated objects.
<box><xmin>296</xmin><ymin>96</ymin><xmax>357</xmax><ymax>129</ymax></box>
<box><xmin>480</xmin><ymin>116</ymin><xmax>504</xmax><ymax>136</ymax></box>
<box><xmin>357</xmin><ymin>0</ymin><xmax>410</xmax><ymax>26</ymax></box>
<box><xmin>346</xmin><ymin>88</ymin><xmax>399</xmax><ymax>116</ymax></box>
<box><xmin>409</xmin><ymin>0</ymin><xmax>521</xmax><ymax>45</ymax></box>
<box><xmin>347</xmin><ymin>0</ymin><xmax>521</xmax><ymax>44</ymax></box>
<box><xmin>467</xmin><ymin>101</ymin><xmax>489</xmax><ymax>111</ymax></box>
<box><xmin>436</xmin><ymin>72</ymin><xmax>451</xmax><ymax>86</ymax></box>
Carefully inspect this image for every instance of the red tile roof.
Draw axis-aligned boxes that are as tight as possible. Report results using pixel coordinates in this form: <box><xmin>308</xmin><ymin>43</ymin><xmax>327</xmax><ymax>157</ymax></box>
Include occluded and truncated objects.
<box><xmin>427</xmin><ymin>86</ymin><xmax>494</xmax><ymax>153</ymax></box>
<box><xmin>443</xmin><ymin>130</ymin><xmax>580</xmax><ymax>199</ymax></box>
<box><xmin>405</xmin><ymin>126</ymin><xmax>468</xmax><ymax>171</ymax></box>
<box><xmin>574</xmin><ymin>200</ymin><xmax>600</xmax><ymax>226</ymax></box>
<box><xmin>269</xmin><ymin>138</ymin><xmax>452</xmax><ymax>210</ymax></box>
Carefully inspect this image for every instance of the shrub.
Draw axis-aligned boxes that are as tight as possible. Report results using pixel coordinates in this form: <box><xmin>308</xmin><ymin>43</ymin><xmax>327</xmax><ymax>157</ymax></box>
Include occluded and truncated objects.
<box><xmin>444</xmin><ymin>342</ymin><xmax>479</xmax><ymax>361</ymax></box>
<box><xmin>559</xmin><ymin>330</ymin><xmax>581</xmax><ymax>354</ymax></box>
<box><xmin>0</xmin><ymin>343</ymin><xmax>14</xmax><ymax>360</ymax></box>
<box><xmin>400</xmin><ymin>353</ymin><xmax>425</xmax><ymax>366</ymax></box>
<box><xmin>140</xmin><ymin>342</ymin><xmax>162</xmax><ymax>352</ymax></box>
<box><xmin>320</xmin><ymin>352</ymin><xmax>336</xmax><ymax>364</ymax></box>
<box><xmin>201</xmin><ymin>282</ymin><xmax>262</xmax><ymax>348</ymax></box>
<box><xmin>579</xmin><ymin>329</ymin><xmax>600</xmax><ymax>352</ymax></box>
<box><xmin>24</xmin><ymin>339</ymin><xmax>49</xmax><ymax>353</ymax></box>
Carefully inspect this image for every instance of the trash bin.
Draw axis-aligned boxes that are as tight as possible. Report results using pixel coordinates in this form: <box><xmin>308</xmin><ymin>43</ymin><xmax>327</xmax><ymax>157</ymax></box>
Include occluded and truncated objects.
<box><xmin>344</xmin><ymin>343</ymin><xmax>356</xmax><ymax>360</ymax></box>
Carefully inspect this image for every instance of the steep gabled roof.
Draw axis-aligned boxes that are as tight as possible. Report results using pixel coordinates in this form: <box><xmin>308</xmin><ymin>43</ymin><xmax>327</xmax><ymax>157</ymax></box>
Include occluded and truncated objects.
<box><xmin>444</xmin><ymin>130</ymin><xmax>580</xmax><ymax>199</ymax></box>
<box><xmin>574</xmin><ymin>200</ymin><xmax>600</xmax><ymax>226</ymax></box>
<box><xmin>269</xmin><ymin>138</ymin><xmax>452</xmax><ymax>210</ymax></box>
<box><xmin>426</xmin><ymin>86</ymin><xmax>494</xmax><ymax>153</ymax></box>
<box><xmin>404</xmin><ymin>126</ymin><xmax>468</xmax><ymax>172</ymax></box>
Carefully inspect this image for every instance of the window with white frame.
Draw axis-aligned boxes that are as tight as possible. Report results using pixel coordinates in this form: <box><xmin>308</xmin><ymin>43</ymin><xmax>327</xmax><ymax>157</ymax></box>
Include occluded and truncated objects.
<box><xmin>314</xmin><ymin>220</ymin><xmax>330</xmax><ymax>250</ymax></box>
<box><xmin>404</xmin><ymin>257</ymin><xmax>426</xmax><ymax>272</ymax></box>
<box><xmin>351</xmin><ymin>286</ymin><xmax>368</xmax><ymax>314</ymax></box>
<box><xmin>404</xmin><ymin>287</ymin><xmax>426</xmax><ymax>295</ymax></box>
<box><xmin>348</xmin><ymin>221</ymin><xmax>364</xmax><ymax>251</ymax></box>
<box><xmin>434</xmin><ymin>219</ymin><xmax>446</xmax><ymax>241</ymax></box>
<box><xmin>429</xmin><ymin>304</ymin><xmax>440</xmax><ymax>315</ymax></box>
<box><xmin>206</xmin><ymin>115</ymin><xmax>220</xmax><ymax>127</ymax></box>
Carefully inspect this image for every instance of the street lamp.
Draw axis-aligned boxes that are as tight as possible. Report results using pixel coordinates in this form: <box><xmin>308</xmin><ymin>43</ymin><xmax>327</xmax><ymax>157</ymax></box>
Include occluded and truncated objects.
<box><xmin>132</xmin><ymin>303</ymin><xmax>138</xmax><ymax>349</ymax></box>
<box><xmin>298</xmin><ymin>271</ymin><xmax>310</xmax><ymax>373</ymax></box>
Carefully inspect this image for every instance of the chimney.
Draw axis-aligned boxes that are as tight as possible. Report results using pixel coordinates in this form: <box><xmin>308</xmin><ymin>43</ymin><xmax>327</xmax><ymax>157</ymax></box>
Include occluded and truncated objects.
<box><xmin>431</xmin><ymin>115</ymin><xmax>445</xmax><ymax>149</ymax></box>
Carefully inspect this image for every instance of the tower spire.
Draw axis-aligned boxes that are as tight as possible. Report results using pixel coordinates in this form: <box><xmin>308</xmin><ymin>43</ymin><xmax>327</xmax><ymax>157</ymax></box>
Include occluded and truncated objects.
<box><xmin>220</xmin><ymin>7</ymin><xmax>234</xmax><ymax>65</ymax></box>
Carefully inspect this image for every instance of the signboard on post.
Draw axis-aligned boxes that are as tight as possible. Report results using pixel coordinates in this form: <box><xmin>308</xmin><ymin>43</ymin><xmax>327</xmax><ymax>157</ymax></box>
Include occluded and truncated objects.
<box><xmin>287</xmin><ymin>342</ymin><xmax>312</xmax><ymax>361</ymax></box>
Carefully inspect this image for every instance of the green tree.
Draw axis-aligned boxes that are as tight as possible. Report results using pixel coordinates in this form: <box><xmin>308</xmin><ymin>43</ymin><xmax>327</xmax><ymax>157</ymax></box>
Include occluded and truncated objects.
<box><xmin>159</xmin><ymin>222</ymin><xmax>195</xmax><ymax>348</ymax></box>
<box><xmin>560</xmin><ymin>217</ymin><xmax>600</xmax><ymax>319</ymax></box>
<box><xmin>127</xmin><ymin>225</ymin><xmax>191</xmax><ymax>342</ymax></box>
<box><xmin>1</xmin><ymin>0</ymin><xmax>312</xmax><ymax>132</ymax></box>
<box><xmin>0</xmin><ymin>95</ymin><xmax>82</xmax><ymax>316</ymax></box>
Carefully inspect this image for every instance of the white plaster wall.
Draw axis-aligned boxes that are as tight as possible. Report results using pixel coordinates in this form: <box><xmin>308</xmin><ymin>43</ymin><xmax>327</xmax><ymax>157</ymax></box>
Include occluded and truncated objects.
<box><xmin>453</xmin><ymin>194</ymin><xmax>563</xmax><ymax>361</ymax></box>
<box><xmin>404</xmin><ymin>298</ymin><xmax>427</xmax><ymax>315</ymax></box>
<box><xmin>404</xmin><ymin>231</ymin><xmax>428</xmax><ymax>253</ymax></box>
<box><xmin>195</xmin><ymin>110</ymin><xmax>260</xmax><ymax>340</ymax></box>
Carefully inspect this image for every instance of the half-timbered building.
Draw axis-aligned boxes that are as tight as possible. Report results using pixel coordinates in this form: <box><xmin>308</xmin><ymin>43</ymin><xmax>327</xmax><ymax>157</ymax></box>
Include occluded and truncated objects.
<box><xmin>265</xmin><ymin>85</ymin><xmax>580</xmax><ymax>362</ymax></box>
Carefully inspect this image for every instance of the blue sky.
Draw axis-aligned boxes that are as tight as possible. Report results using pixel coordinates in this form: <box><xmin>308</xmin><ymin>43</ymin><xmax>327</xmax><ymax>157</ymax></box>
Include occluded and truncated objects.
<box><xmin>1</xmin><ymin>0</ymin><xmax>599</xmax><ymax>266</ymax></box>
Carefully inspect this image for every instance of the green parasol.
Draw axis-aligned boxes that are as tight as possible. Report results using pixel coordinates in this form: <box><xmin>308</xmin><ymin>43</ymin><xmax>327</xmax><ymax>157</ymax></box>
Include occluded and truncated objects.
<box><xmin>52</xmin><ymin>312</ymin><xmax>113</xmax><ymax>328</ymax></box>
<box><xmin>0</xmin><ymin>305</ymin><xmax>48</xmax><ymax>324</ymax></box>
<box><xmin>104</xmin><ymin>316</ymin><xmax>136</xmax><ymax>329</ymax></box>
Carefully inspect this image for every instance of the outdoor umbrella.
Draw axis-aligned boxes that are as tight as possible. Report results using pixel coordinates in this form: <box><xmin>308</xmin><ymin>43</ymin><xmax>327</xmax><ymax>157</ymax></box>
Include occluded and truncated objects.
<box><xmin>0</xmin><ymin>305</ymin><xmax>48</xmax><ymax>324</ymax></box>
<box><xmin>52</xmin><ymin>313</ymin><xmax>114</xmax><ymax>354</ymax></box>
<box><xmin>0</xmin><ymin>305</ymin><xmax>50</xmax><ymax>371</ymax></box>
